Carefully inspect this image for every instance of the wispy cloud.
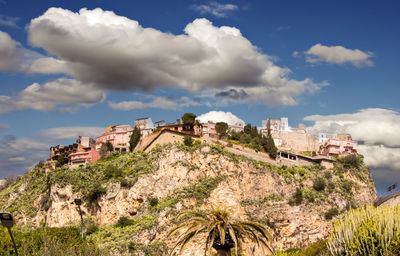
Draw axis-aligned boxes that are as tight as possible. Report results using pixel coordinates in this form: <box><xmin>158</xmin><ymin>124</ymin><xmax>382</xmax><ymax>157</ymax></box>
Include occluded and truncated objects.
<box><xmin>0</xmin><ymin>123</ymin><xmax>10</xmax><ymax>130</ymax></box>
<box><xmin>0</xmin><ymin>135</ymin><xmax>49</xmax><ymax>178</ymax></box>
<box><xmin>0</xmin><ymin>15</ymin><xmax>19</xmax><ymax>28</ymax></box>
<box><xmin>191</xmin><ymin>1</ymin><xmax>238</xmax><ymax>17</ymax></box>
<box><xmin>36</xmin><ymin>126</ymin><xmax>105</xmax><ymax>141</ymax></box>
<box><xmin>305</xmin><ymin>44</ymin><xmax>374</xmax><ymax>67</ymax></box>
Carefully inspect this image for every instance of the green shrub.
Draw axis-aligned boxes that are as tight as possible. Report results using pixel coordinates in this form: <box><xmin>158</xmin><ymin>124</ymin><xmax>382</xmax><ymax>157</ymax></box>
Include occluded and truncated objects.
<box><xmin>85</xmin><ymin>218</ymin><xmax>99</xmax><ymax>235</ymax></box>
<box><xmin>340</xmin><ymin>154</ymin><xmax>360</xmax><ymax>169</ymax></box>
<box><xmin>149</xmin><ymin>197</ymin><xmax>159</xmax><ymax>207</ymax></box>
<box><xmin>103</xmin><ymin>164</ymin><xmax>122</xmax><ymax>179</ymax></box>
<box><xmin>183</xmin><ymin>135</ymin><xmax>193</xmax><ymax>146</ymax></box>
<box><xmin>84</xmin><ymin>182</ymin><xmax>106</xmax><ymax>202</ymax></box>
<box><xmin>327</xmin><ymin>205</ymin><xmax>400</xmax><ymax>256</ymax></box>
<box><xmin>116</xmin><ymin>216</ymin><xmax>134</xmax><ymax>228</ymax></box>
<box><xmin>340</xmin><ymin>179</ymin><xmax>353</xmax><ymax>193</ymax></box>
<box><xmin>289</xmin><ymin>188</ymin><xmax>303</xmax><ymax>206</ymax></box>
<box><xmin>323</xmin><ymin>171</ymin><xmax>332</xmax><ymax>180</ymax></box>
<box><xmin>313</xmin><ymin>177</ymin><xmax>326</xmax><ymax>191</ymax></box>
<box><xmin>324</xmin><ymin>208</ymin><xmax>339</xmax><ymax>220</ymax></box>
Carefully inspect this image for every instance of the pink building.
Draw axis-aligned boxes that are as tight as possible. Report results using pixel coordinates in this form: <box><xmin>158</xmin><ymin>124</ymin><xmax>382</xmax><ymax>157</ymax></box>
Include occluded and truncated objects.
<box><xmin>49</xmin><ymin>136</ymin><xmax>99</xmax><ymax>167</ymax></box>
<box><xmin>321</xmin><ymin>139</ymin><xmax>358</xmax><ymax>155</ymax></box>
<box><xmin>96</xmin><ymin>125</ymin><xmax>133</xmax><ymax>152</ymax></box>
<box><xmin>70</xmin><ymin>147</ymin><xmax>101</xmax><ymax>166</ymax></box>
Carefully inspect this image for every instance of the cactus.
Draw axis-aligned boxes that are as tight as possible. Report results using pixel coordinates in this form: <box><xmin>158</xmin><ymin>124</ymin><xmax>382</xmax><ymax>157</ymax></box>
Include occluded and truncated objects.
<box><xmin>327</xmin><ymin>205</ymin><xmax>400</xmax><ymax>256</ymax></box>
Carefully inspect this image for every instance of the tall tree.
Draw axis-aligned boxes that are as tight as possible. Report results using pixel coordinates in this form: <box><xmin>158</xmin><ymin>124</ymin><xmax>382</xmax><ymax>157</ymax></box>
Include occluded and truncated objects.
<box><xmin>181</xmin><ymin>113</ymin><xmax>196</xmax><ymax>125</ymax></box>
<box><xmin>169</xmin><ymin>208</ymin><xmax>272</xmax><ymax>256</ymax></box>
<box><xmin>244</xmin><ymin>124</ymin><xmax>252</xmax><ymax>134</ymax></box>
<box><xmin>129</xmin><ymin>127</ymin><xmax>141</xmax><ymax>152</ymax></box>
<box><xmin>267</xmin><ymin>134</ymin><xmax>277</xmax><ymax>159</ymax></box>
<box><xmin>215</xmin><ymin>122</ymin><xmax>228</xmax><ymax>138</ymax></box>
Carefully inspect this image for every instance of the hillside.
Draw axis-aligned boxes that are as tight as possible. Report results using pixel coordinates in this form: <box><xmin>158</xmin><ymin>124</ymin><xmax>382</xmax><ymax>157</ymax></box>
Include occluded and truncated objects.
<box><xmin>0</xmin><ymin>142</ymin><xmax>377</xmax><ymax>255</ymax></box>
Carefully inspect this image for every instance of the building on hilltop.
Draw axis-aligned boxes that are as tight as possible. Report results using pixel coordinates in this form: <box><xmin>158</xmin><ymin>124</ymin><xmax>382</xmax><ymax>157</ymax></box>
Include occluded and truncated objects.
<box><xmin>95</xmin><ymin>125</ymin><xmax>133</xmax><ymax>152</ymax></box>
<box><xmin>267</xmin><ymin>117</ymin><xmax>289</xmax><ymax>134</ymax></box>
<box><xmin>134</xmin><ymin>117</ymin><xmax>154</xmax><ymax>136</ymax></box>
<box><xmin>160</xmin><ymin>122</ymin><xmax>202</xmax><ymax>136</ymax></box>
<box><xmin>154</xmin><ymin>120</ymin><xmax>165</xmax><ymax>127</ymax></box>
<box><xmin>201</xmin><ymin>121</ymin><xmax>218</xmax><ymax>137</ymax></box>
<box><xmin>321</xmin><ymin>138</ymin><xmax>358</xmax><ymax>155</ymax></box>
<box><xmin>50</xmin><ymin>136</ymin><xmax>100</xmax><ymax>167</ymax></box>
<box><xmin>228</xmin><ymin>123</ymin><xmax>244</xmax><ymax>133</ymax></box>
<box><xmin>318</xmin><ymin>133</ymin><xmax>338</xmax><ymax>144</ymax></box>
<box><xmin>261</xmin><ymin>117</ymin><xmax>319</xmax><ymax>152</ymax></box>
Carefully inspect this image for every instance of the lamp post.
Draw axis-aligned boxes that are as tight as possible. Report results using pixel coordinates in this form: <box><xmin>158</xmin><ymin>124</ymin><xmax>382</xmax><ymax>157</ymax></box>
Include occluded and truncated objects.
<box><xmin>74</xmin><ymin>198</ymin><xmax>84</xmax><ymax>240</ymax></box>
<box><xmin>0</xmin><ymin>212</ymin><xmax>18</xmax><ymax>255</ymax></box>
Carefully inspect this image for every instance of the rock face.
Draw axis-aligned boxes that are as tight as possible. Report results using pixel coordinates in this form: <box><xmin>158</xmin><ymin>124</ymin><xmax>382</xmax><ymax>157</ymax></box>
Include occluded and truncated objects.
<box><xmin>1</xmin><ymin>143</ymin><xmax>377</xmax><ymax>255</ymax></box>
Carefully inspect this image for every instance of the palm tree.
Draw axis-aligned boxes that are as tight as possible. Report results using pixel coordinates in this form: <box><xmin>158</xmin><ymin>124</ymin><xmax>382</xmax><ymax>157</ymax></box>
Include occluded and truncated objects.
<box><xmin>168</xmin><ymin>208</ymin><xmax>273</xmax><ymax>256</ymax></box>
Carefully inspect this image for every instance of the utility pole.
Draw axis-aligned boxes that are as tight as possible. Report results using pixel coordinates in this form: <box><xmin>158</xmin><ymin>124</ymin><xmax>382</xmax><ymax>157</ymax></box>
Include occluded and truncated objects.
<box><xmin>0</xmin><ymin>212</ymin><xmax>18</xmax><ymax>255</ymax></box>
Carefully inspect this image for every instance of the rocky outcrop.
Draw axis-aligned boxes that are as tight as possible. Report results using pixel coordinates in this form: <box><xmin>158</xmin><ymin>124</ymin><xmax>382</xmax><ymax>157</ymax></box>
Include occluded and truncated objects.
<box><xmin>1</xmin><ymin>143</ymin><xmax>377</xmax><ymax>255</ymax></box>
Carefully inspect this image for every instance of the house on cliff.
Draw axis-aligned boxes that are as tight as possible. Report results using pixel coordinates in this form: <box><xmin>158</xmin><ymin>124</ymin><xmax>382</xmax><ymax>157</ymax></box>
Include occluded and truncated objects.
<box><xmin>50</xmin><ymin>136</ymin><xmax>100</xmax><ymax>167</ymax></box>
<box><xmin>95</xmin><ymin>125</ymin><xmax>133</xmax><ymax>152</ymax></box>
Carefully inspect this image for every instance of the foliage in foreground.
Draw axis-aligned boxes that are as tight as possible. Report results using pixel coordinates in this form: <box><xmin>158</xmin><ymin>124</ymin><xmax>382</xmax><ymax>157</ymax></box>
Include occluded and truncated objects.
<box><xmin>169</xmin><ymin>208</ymin><xmax>273</xmax><ymax>256</ymax></box>
<box><xmin>0</xmin><ymin>226</ymin><xmax>104</xmax><ymax>256</ymax></box>
<box><xmin>327</xmin><ymin>205</ymin><xmax>400</xmax><ymax>256</ymax></box>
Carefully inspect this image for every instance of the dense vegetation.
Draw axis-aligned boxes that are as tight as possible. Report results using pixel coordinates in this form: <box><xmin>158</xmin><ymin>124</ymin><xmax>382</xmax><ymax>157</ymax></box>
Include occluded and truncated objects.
<box><xmin>0</xmin><ymin>141</ymin><xmax>379</xmax><ymax>256</ymax></box>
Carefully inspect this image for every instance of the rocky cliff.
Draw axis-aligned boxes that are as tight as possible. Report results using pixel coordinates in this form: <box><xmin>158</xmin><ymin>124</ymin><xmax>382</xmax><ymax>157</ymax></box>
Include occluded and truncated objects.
<box><xmin>0</xmin><ymin>142</ymin><xmax>377</xmax><ymax>255</ymax></box>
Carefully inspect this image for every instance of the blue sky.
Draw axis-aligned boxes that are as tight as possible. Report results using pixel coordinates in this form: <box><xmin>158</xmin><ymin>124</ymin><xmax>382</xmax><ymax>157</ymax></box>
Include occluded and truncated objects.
<box><xmin>0</xmin><ymin>0</ymin><xmax>399</xmax><ymax>195</ymax></box>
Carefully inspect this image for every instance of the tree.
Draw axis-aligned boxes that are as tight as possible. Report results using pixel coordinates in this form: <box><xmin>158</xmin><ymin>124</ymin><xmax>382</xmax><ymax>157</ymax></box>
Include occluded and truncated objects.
<box><xmin>129</xmin><ymin>127</ymin><xmax>141</xmax><ymax>152</ymax></box>
<box><xmin>99</xmin><ymin>142</ymin><xmax>113</xmax><ymax>158</ymax></box>
<box><xmin>266</xmin><ymin>134</ymin><xmax>277</xmax><ymax>159</ymax></box>
<box><xmin>181</xmin><ymin>113</ymin><xmax>196</xmax><ymax>125</ymax></box>
<box><xmin>184</xmin><ymin>135</ymin><xmax>193</xmax><ymax>146</ymax></box>
<box><xmin>244</xmin><ymin>124</ymin><xmax>252</xmax><ymax>134</ymax></box>
<box><xmin>168</xmin><ymin>208</ymin><xmax>272</xmax><ymax>256</ymax></box>
<box><xmin>215</xmin><ymin>122</ymin><xmax>228</xmax><ymax>138</ymax></box>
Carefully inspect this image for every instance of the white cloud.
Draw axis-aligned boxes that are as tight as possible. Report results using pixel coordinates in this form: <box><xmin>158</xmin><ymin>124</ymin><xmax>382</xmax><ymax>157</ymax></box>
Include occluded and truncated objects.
<box><xmin>109</xmin><ymin>96</ymin><xmax>200</xmax><ymax>110</ymax></box>
<box><xmin>0</xmin><ymin>30</ymin><xmax>22</xmax><ymax>71</ymax></box>
<box><xmin>305</xmin><ymin>44</ymin><xmax>373</xmax><ymax>67</ymax></box>
<box><xmin>196</xmin><ymin>110</ymin><xmax>245</xmax><ymax>126</ymax></box>
<box><xmin>292</xmin><ymin>51</ymin><xmax>299</xmax><ymax>58</ymax></box>
<box><xmin>0</xmin><ymin>78</ymin><xmax>105</xmax><ymax>115</ymax></box>
<box><xmin>192</xmin><ymin>1</ymin><xmax>238</xmax><ymax>17</ymax></box>
<box><xmin>37</xmin><ymin>126</ymin><xmax>105</xmax><ymax>141</ymax></box>
<box><xmin>0</xmin><ymin>30</ymin><xmax>43</xmax><ymax>72</ymax></box>
<box><xmin>305</xmin><ymin>108</ymin><xmax>400</xmax><ymax>170</ymax></box>
<box><xmin>27</xmin><ymin>8</ymin><xmax>322</xmax><ymax>106</ymax></box>
<box><xmin>0</xmin><ymin>15</ymin><xmax>19</xmax><ymax>28</ymax></box>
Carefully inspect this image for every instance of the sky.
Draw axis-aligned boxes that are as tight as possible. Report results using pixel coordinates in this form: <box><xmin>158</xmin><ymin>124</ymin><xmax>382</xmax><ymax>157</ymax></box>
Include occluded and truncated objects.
<box><xmin>0</xmin><ymin>0</ymin><xmax>399</xmax><ymax>196</ymax></box>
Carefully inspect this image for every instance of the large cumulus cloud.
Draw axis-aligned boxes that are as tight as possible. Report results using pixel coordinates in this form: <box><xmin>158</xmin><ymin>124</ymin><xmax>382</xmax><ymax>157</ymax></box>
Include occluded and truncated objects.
<box><xmin>27</xmin><ymin>7</ymin><xmax>323</xmax><ymax>106</ymax></box>
<box><xmin>305</xmin><ymin>108</ymin><xmax>400</xmax><ymax>170</ymax></box>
